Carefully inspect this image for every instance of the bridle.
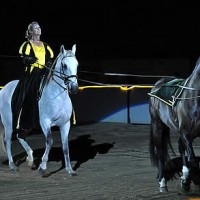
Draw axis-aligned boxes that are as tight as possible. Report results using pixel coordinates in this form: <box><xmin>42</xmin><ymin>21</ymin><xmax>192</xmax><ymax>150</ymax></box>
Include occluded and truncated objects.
<box><xmin>44</xmin><ymin>54</ymin><xmax>78</xmax><ymax>90</ymax></box>
<box><xmin>60</xmin><ymin>55</ymin><xmax>78</xmax><ymax>85</ymax></box>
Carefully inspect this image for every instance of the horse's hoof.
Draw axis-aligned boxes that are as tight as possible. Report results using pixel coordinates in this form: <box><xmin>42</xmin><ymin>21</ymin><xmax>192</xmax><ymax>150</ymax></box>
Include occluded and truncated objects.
<box><xmin>10</xmin><ymin>166</ymin><xmax>18</xmax><ymax>173</ymax></box>
<box><xmin>10</xmin><ymin>162</ymin><xmax>18</xmax><ymax>173</ymax></box>
<box><xmin>65</xmin><ymin>168</ymin><xmax>77</xmax><ymax>176</ymax></box>
<box><xmin>159</xmin><ymin>186</ymin><xmax>168</xmax><ymax>193</ymax></box>
<box><xmin>176</xmin><ymin>181</ymin><xmax>191</xmax><ymax>195</ymax></box>
<box><xmin>38</xmin><ymin>166</ymin><xmax>46</xmax><ymax>176</ymax></box>
<box><xmin>193</xmin><ymin>185</ymin><xmax>200</xmax><ymax>194</ymax></box>
<box><xmin>26</xmin><ymin>157</ymin><xmax>34</xmax><ymax>167</ymax></box>
<box><xmin>181</xmin><ymin>181</ymin><xmax>191</xmax><ymax>192</ymax></box>
<box><xmin>69</xmin><ymin>171</ymin><xmax>77</xmax><ymax>176</ymax></box>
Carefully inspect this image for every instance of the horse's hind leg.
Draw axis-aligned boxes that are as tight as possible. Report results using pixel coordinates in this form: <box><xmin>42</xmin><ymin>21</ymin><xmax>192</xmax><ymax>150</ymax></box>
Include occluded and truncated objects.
<box><xmin>150</xmin><ymin>118</ymin><xmax>170</xmax><ymax>192</ymax></box>
<box><xmin>0</xmin><ymin>103</ymin><xmax>18</xmax><ymax>172</ymax></box>
<box><xmin>4</xmin><ymin>128</ymin><xmax>18</xmax><ymax>172</ymax></box>
<box><xmin>60</xmin><ymin>123</ymin><xmax>76</xmax><ymax>176</ymax></box>
<box><xmin>0</xmin><ymin>117</ymin><xmax>7</xmax><ymax>161</ymax></box>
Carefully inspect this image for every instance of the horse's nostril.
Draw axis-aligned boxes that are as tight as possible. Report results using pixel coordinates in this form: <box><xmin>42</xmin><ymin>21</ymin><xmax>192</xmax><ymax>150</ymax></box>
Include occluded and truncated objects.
<box><xmin>72</xmin><ymin>85</ymin><xmax>78</xmax><ymax>94</ymax></box>
<box><xmin>70</xmin><ymin>83</ymin><xmax>78</xmax><ymax>94</ymax></box>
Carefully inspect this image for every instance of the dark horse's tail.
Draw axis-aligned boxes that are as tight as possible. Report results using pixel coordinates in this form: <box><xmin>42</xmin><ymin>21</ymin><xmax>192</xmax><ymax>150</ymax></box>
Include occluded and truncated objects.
<box><xmin>148</xmin><ymin>76</ymin><xmax>176</xmax><ymax>167</ymax></box>
<box><xmin>149</xmin><ymin>120</ymin><xmax>179</xmax><ymax>180</ymax></box>
<box><xmin>149</xmin><ymin>120</ymin><xmax>176</xmax><ymax>167</ymax></box>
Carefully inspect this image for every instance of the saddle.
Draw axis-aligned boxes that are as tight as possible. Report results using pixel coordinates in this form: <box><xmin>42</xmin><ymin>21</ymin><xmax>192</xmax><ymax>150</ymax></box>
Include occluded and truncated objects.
<box><xmin>148</xmin><ymin>78</ymin><xmax>186</xmax><ymax>106</ymax></box>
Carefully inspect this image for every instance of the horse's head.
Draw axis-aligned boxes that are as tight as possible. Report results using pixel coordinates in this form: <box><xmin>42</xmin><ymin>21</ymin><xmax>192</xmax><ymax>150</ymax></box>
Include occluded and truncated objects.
<box><xmin>59</xmin><ymin>44</ymin><xmax>79</xmax><ymax>94</ymax></box>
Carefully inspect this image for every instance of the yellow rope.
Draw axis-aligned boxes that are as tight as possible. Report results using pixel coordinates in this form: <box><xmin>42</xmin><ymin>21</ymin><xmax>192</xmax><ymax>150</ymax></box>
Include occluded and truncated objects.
<box><xmin>78</xmin><ymin>85</ymin><xmax>153</xmax><ymax>91</ymax></box>
<box><xmin>72</xmin><ymin>109</ymin><xmax>76</xmax><ymax>125</ymax></box>
<box><xmin>0</xmin><ymin>85</ymin><xmax>153</xmax><ymax>90</ymax></box>
<box><xmin>0</xmin><ymin>85</ymin><xmax>152</xmax><ymax>125</ymax></box>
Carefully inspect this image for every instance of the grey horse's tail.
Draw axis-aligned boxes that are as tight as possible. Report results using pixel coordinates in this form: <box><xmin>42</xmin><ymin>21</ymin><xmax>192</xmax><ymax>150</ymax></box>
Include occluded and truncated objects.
<box><xmin>0</xmin><ymin>116</ymin><xmax>7</xmax><ymax>162</ymax></box>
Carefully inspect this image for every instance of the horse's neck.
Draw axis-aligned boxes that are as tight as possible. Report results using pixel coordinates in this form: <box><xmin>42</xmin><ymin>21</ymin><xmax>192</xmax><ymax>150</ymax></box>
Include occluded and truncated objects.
<box><xmin>51</xmin><ymin>59</ymin><xmax>65</xmax><ymax>86</ymax></box>
<box><xmin>45</xmin><ymin>64</ymin><xmax>65</xmax><ymax>93</ymax></box>
<box><xmin>191</xmin><ymin>61</ymin><xmax>200</xmax><ymax>77</ymax></box>
<box><xmin>44</xmin><ymin>77</ymin><xmax>68</xmax><ymax>98</ymax></box>
<box><xmin>50</xmin><ymin>72</ymin><xmax>65</xmax><ymax>89</ymax></box>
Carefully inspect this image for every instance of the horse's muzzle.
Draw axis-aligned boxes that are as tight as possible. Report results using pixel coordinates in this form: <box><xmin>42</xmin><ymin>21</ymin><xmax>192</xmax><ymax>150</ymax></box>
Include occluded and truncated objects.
<box><xmin>69</xmin><ymin>82</ymin><xmax>78</xmax><ymax>94</ymax></box>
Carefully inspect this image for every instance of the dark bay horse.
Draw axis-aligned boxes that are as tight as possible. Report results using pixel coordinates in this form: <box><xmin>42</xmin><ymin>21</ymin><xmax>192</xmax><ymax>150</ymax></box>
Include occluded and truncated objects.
<box><xmin>148</xmin><ymin>58</ymin><xmax>200</xmax><ymax>193</ymax></box>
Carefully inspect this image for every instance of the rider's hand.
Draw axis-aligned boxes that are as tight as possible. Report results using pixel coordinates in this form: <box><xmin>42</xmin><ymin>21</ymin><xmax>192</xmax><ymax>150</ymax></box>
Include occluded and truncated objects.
<box><xmin>22</xmin><ymin>55</ymin><xmax>38</xmax><ymax>65</ymax></box>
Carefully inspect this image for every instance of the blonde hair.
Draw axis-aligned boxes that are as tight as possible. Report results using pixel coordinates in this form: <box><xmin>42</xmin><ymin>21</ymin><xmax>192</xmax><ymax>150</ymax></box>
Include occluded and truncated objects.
<box><xmin>25</xmin><ymin>21</ymin><xmax>39</xmax><ymax>40</ymax></box>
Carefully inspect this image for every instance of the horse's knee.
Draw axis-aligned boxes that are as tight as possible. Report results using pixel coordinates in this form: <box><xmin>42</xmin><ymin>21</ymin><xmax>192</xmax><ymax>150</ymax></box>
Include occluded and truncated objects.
<box><xmin>46</xmin><ymin>136</ymin><xmax>53</xmax><ymax>146</ymax></box>
<box><xmin>62</xmin><ymin>147</ymin><xmax>68</xmax><ymax>155</ymax></box>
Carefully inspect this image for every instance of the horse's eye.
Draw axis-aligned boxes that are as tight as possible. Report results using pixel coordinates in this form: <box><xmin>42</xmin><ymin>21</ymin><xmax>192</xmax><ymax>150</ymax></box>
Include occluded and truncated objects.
<box><xmin>62</xmin><ymin>59</ymin><xmax>67</xmax><ymax>68</ymax></box>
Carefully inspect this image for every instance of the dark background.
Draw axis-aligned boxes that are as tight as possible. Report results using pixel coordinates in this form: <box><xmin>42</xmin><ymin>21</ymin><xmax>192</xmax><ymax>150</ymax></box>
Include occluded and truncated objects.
<box><xmin>0</xmin><ymin>0</ymin><xmax>200</xmax><ymax>84</ymax></box>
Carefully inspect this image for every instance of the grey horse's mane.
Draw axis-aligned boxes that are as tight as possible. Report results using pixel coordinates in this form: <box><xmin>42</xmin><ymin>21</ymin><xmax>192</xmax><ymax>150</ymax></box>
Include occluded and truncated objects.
<box><xmin>46</xmin><ymin>53</ymin><xmax>61</xmax><ymax>83</ymax></box>
<box><xmin>46</xmin><ymin>50</ymin><xmax>76</xmax><ymax>82</ymax></box>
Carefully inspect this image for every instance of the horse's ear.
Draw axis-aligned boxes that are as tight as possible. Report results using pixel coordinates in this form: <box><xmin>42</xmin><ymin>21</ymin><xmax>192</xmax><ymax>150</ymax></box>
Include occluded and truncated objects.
<box><xmin>72</xmin><ymin>44</ymin><xmax>76</xmax><ymax>55</ymax></box>
<box><xmin>60</xmin><ymin>45</ymin><xmax>66</xmax><ymax>54</ymax></box>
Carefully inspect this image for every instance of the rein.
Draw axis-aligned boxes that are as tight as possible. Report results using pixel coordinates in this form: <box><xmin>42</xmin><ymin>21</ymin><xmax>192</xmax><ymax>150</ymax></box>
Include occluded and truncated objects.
<box><xmin>173</xmin><ymin>84</ymin><xmax>200</xmax><ymax>101</ymax></box>
<box><xmin>173</xmin><ymin>95</ymin><xmax>200</xmax><ymax>100</ymax></box>
<box><xmin>52</xmin><ymin>75</ymin><xmax>77</xmax><ymax>91</ymax></box>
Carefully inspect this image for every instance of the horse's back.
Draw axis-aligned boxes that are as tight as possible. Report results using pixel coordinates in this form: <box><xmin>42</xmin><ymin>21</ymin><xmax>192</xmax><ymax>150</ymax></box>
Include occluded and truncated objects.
<box><xmin>0</xmin><ymin>80</ymin><xmax>18</xmax><ymax>101</ymax></box>
<box><xmin>151</xmin><ymin>77</ymin><xmax>176</xmax><ymax>92</ymax></box>
<box><xmin>0</xmin><ymin>80</ymin><xmax>19</xmax><ymax>97</ymax></box>
<box><xmin>0</xmin><ymin>80</ymin><xmax>18</xmax><ymax>120</ymax></box>
<box><xmin>149</xmin><ymin>77</ymin><xmax>179</xmax><ymax>130</ymax></box>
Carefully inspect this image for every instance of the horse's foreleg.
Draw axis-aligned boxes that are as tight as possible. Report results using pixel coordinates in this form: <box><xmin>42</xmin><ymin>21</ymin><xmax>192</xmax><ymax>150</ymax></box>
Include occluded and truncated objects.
<box><xmin>17</xmin><ymin>137</ymin><xmax>34</xmax><ymax>167</ymax></box>
<box><xmin>149</xmin><ymin>120</ymin><xmax>168</xmax><ymax>192</ymax></box>
<box><xmin>38</xmin><ymin>129</ymin><xmax>53</xmax><ymax>176</ymax></box>
<box><xmin>60</xmin><ymin>123</ymin><xmax>76</xmax><ymax>176</ymax></box>
<box><xmin>181</xmin><ymin>133</ymin><xmax>197</xmax><ymax>166</ymax></box>
<box><xmin>178</xmin><ymin>137</ymin><xmax>191</xmax><ymax>192</ymax></box>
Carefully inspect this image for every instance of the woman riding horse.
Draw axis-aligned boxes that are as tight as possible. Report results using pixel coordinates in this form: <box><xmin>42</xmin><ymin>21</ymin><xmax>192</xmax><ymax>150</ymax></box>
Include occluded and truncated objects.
<box><xmin>12</xmin><ymin>21</ymin><xmax>54</xmax><ymax>138</ymax></box>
